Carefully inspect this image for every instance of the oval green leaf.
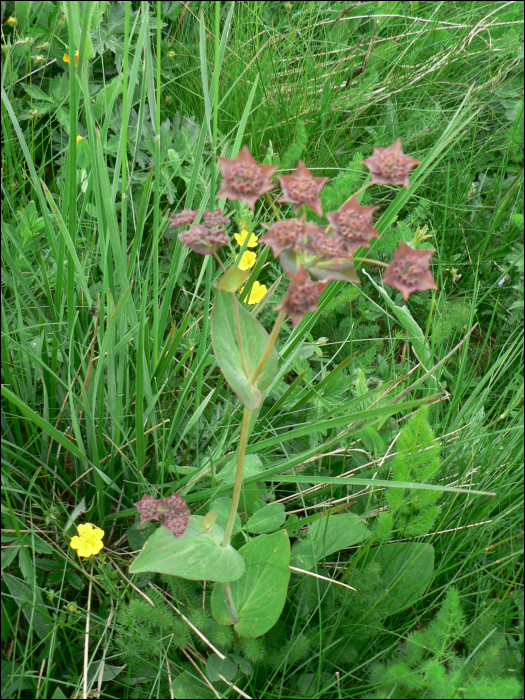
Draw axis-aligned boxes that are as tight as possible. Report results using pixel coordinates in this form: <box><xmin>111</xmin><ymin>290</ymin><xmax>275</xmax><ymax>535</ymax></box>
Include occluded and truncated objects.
<box><xmin>129</xmin><ymin>517</ymin><xmax>245</xmax><ymax>583</ymax></box>
<box><xmin>211</xmin><ymin>530</ymin><xmax>291</xmax><ymax>638</ymax></box>
<box><xmin>211</xmin><ymin>290</ymin><xmax>278</xmax><ymax>410</ymax></box>
<box><xmin>290</xmin><ymin>513</ymin><xmax>371</xmax><ymax>571</ymax></box>
<box><xmin>377</xmin><ymin>542</ymin><xmax>434</xmax><ymax>614</ymax></box>
<box><xmin>215</xmin><ymin>266</ymin><xmax>249</xmax><ymax>292</ymax></box>
<box><xmin>246</xmin><ymin>502</ymin><xmax>286</xmax><ymax>534</ymax></box>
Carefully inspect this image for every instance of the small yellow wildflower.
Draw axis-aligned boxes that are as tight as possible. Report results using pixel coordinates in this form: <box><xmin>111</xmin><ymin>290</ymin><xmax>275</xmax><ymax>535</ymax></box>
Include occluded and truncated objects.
<box><xmin>237</xmin><ymin>250</ymin><xmax>257</xmax><ymax>271</ymax></box>
<box><xmin>234</xmin><ymin>229</ymin><xmax>258</xmax><ymax>248</ymax></box>
<box><xmin>70</xmin><ymin>523</ymin><xmax>104</xmax><ymax>558</ymax></box>
<box><xmin>63</xmin><ymin>51</ymin><xmax>79</xmax><ymax>67</ymax></box>
<box><xmin>76</xmin><ymin>135</ymin><xmax>84</xmax><ymax>144</ymax></box>
<box><xmin>241</xmin><ymin>280</ymin><xmax>267</xmax><ymax>305</ymax></box>
<box><xmin>6</xmin><ymin>17</ymin><xmax>17</xmax><ymax>27</ymax></box>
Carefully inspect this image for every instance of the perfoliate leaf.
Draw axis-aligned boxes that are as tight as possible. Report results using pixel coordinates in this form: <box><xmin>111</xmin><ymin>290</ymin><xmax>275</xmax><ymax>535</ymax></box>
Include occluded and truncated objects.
<box><xmin>211</xmin><ymin>530</ymin><xmax>291</xmax><ymax>637</ymax></box>
<box><xmin>129</xmin><ymin>517</ymin><xmax>245</xmax><ymax>583</ymax></box>
<box><xmin>211</xmin><ymin>290</ymin><xmax>278</xmax><ymax>410</ymax></box>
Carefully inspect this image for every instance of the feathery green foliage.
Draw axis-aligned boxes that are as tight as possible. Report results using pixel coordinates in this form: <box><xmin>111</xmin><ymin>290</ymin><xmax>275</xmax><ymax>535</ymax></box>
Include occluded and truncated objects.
<box><xmin>368</xmin><ymin>588</ymin><xmax>523</xmax><ymax>699</ymax></box>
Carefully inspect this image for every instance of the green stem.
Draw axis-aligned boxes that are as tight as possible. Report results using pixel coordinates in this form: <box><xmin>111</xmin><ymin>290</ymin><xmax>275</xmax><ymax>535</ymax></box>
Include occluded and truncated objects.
<box><xmin>351</xmin><ymin>257</ymin><xmax>388</xmax><ymax>268</ymax></box>
<box><xmin>265</xmin><ymin>192</ymin><xmax>282</xmax><ymax>221</ymax></box>
<box><xmin>210</xmin><ymin>1</ymin><xmax>220</xmax><ymax>205</ymax></box>
<box><xmin>222</xmin><ymin>583</ymin><xmax>239</xmax><ymax>623</ymax></box>
<box><xmin>232</xmin><ymin>292</ymin><xmax>249</xmax><ymax>378</ymax></box>
<box><xmin>121</xmin><ymin>2</ymin><xmax>130</xmax><ymax>253</ymax></box>
<box><xmin>221</xmin><ymin>407</ymin><xmax>251</xmax><ymax>547</ymax></box>
<box><xmin>341</xmin><ymin>535</ymin><xmax>377</xmax><ymax>582</ymax></box>
<box><xmin>250</xmin><ymin>311</ymin><xmax>286</xmax><ymax>387</ymax></box>
<box><xmin>152</xmin><ymin>1</ymin><xmax>162</xmax><ymax>366</ymax></box>
<box><xmin>340</xmin><ymin>180</ymin><xmax>373</xmax><ymax>209</ymax></box>
<box><xmin>213</xmin><ymin>251</ymin><xmax>226</xmax><ymax>273</ymax></box>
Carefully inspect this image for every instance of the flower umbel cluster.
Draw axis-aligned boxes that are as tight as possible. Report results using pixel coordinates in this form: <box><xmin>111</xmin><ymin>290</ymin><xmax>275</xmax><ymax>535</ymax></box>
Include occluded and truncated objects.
<box><xmin>134</xmin><ymin>493</ymin><xmax>190</xmax><ymax>538</ymax></box>
<box><xmin>170</xmin><ymin>140</ymin><xmax>436</xmax><ymax>327</ymax></box>
<box><xmin>169</xmin><ymin>208</ymin><xmax>230</xmax><ymax>255</ymax></box>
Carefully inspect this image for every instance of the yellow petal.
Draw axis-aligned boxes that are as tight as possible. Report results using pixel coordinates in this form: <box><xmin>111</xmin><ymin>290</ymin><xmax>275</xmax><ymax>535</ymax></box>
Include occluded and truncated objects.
<box><xmin>91</xmin><ymin>527</ymin><xmax>105</xmax><ymax>540</ymax></box>
<box><xmin>76</xmin><ymin>135</ymin><xmax>84</xmax><ymax>144</ymax></box>
<box><xmin>234</xmin><ymin>229</ymin><xmax>258</xmax><ymax>248</ymax></box>
<box><xmin>70</xmin><ymin>536</ymin><xmax>81</xmax><ymax>550</ymax></box>
<box><xmin>77</xmin><ymin>523</ymin><xmax>94</xmax><ymax>537</ymax></box>
<box><xmin>237</xmin><ymin>251</ymin><xmax>257</xmax><ymax>271</ymax></box>
<box><xmin>245</xmin><ymin>281</ymin><xmax>267</xmax><ymax>305</ymax></box>
<box><xmin>76</xmin><ymin>540</ymin><xmax>104</xmax><ymax>558</ymax></box>
<box><xmin>63</xmin><ymin>53</ymin><xmax>70</xmax><ymax>64</ymax></box>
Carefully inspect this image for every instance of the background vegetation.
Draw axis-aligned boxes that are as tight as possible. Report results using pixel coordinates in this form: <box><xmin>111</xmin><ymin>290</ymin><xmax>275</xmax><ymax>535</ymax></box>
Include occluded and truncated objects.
<box><xmin>1</xmin><ymin>1</ymin><xmax>523</xmax><ymax>698</ymax></box>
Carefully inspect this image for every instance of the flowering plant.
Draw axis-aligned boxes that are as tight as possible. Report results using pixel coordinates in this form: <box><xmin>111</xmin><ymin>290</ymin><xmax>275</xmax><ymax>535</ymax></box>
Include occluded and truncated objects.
<box><xmin>70</xmin><ymin>523</ymin><xmax>104</xmax><ymax>558</ymax></box>
<box><xmin>130</xmin><ymin>139</ymin><xmax>438</xmax><ymax>637</ymax></box>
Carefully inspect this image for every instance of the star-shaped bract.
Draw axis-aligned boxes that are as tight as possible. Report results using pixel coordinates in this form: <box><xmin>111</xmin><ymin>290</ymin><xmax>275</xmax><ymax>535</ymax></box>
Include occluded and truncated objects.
<box><xmin>326</xmin><ymin>197</ymin><xmax>380</xmax><ymax>254</ymax></box>
<box><xmin>218</xmin><ymin>146</ymin><xmax>277</xmax><ymax>211</ymax></box>
<box><xmin>383</xmin><ymin>241</ymin><xmax>438</xmax><ymax>300</ymax></box>
<box><xmin>278</xmin><ymin>161</ymin><xmax>329</xmax><ymax>216</ymax></box>
<box><xmin>276</xmin><ymin>267</ymin><xmax>329</xmax><ymax>327</ymax></box>
<box><xmin>362</xmin><ymin>139</ymin><xmax>420</xmax><ymax>189</ymax></box>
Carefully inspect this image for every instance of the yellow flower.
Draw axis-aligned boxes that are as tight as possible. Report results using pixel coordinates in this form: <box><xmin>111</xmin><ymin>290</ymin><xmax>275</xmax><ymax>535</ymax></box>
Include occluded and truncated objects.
<box><xmin>237</xmin><ymin>250</ymin><xmax>257</xmax><ymax>271</ymax></box>
<box><xmin>6</xmin><ymin>17</ymin><xmax>17</xmax><ymax>27</ymax></box>
<box><xmin>241</xmin><ymin>280</ymin><xmax>268</xmax><ymax>305</ymax></box>
<box><xmin>70</xmin><ymin>523</ymin><xmax>104</xmax><ymax>558</ymax></box>
<box><xmin>76</xmin><ymin>135</ymin><xmax>84</xmax><ymax>144</ymax></box>
<box><xmin>63</xmin><ymin>51</ymin><xmax>79</xmax><ymax>67</ymax></box>
<box><xmin>234</xmin><ymin>229</ymin><xmax>258</xmax><ymax>248</ymax></box>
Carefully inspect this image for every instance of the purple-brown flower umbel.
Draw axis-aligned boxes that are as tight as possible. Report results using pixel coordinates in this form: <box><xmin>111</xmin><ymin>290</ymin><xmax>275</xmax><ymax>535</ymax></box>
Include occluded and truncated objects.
<box><xmin>203</xmin><ymin>208</ymin><xmax>231</xmax><ymax>228</ymax></box>
<box><xmin>383</xmin><ymin>241</ymin><xmax>438</xmax><ymax>301</ymax></box>
<box><xmin>134</xmin><ymin>493</ymin><xmax>190</xmax><ymax>538</ymax></box>
<box><xmin>179</xmin><ymin>224</ymin><xmax>229</xmax><ymax>256</ymax></box>
<box><xmin>260</xmin><ymin>217</ymin><xmax>322</xmax><ymax>257</ymax></box>
<box><xmin>169</xmin><ymin>209</ymin><xmax>199</xmax><ymax>228</ymax></box>
<box><xmin>218</xmin><ymin>146</ymin><xmax>277</xmax><ymax>210</ymax></box>
<box><xmin>278</xmin><ymin>161</ymin><xmax>329</xmax><ymax>216</ymax></box>
<box><xmin>276</xmin><ymin>267</ymin><xmax>329</xmax><ymax>327</ymax></box>
<box><xmin>134</xmin><ymin>494</ymin><xmax>160</xmax><ymax>525</ymax></box>
<box><xmin>362</xmin><ymin>139</ymin><xmax>420</xmax><ymax>189</ymax></box>
<box><xmin>302</xmin><ymin>230</ymin><xmax>352</xmax><ymax>259</ymax></box>
<box><xmin>326</xmin><ymin>197</ymin><xmax>380</xmax><ymax>254</ymax></box>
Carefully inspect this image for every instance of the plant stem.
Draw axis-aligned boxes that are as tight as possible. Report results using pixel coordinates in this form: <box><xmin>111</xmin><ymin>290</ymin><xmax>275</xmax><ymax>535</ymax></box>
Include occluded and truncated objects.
<box><xmin>212</xmin><ymin>252</ymin><xmax>226</xmax><ymax>272</ymax></box>
<box><xmin>222</xmin><ymin>583</ymin><xmax>239</xmax><ymax>623</ymax></box>
<box><xmin>265</xmin><ymin>192</ymin><xmax>282</xmax><ymax>221</ymax></box>
<box><xmin>232</xmin><ymin>293</ymin><xmax>249</xmax><ymax>378</ymax></box>
<box><xmin>352</xmin><ymin>257</ymin><xmax>388</xmax><ymax>268</ymax></box>
<box><xmin>250</xmin><ymin>311</ymin><xmax>286</xmax><ymax>387</ymax></box>
<box><xmin>222</xmin><ymin>407</ymin><xmax>251</xmax><ymax>547</ymax></box>
<box><xmin>340</xmin><ymin>180</ymin><xmax>373</xmax><ymax>208</ymax></box>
